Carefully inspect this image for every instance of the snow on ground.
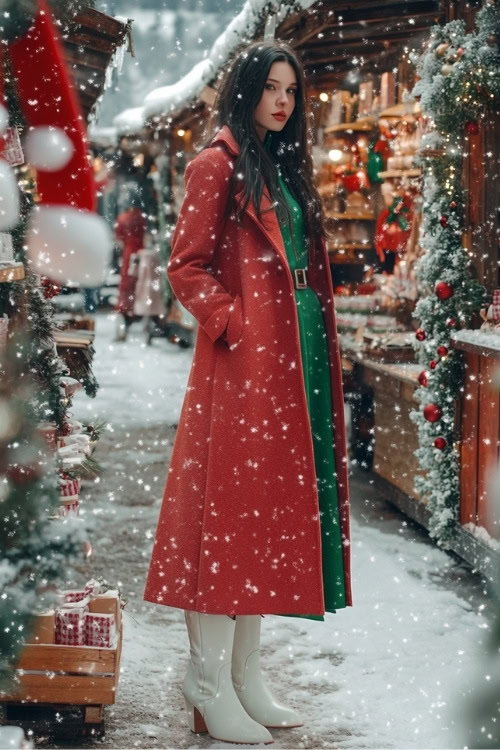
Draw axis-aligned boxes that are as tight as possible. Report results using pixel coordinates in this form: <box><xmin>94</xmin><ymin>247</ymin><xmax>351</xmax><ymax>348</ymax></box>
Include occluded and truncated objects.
<box><xmin>73</xmin><ymin>312</ymin><xmax>192</xmax><ymax>430</ymax></box>
<box><xmin>65</xmin><ymin>312</ymin><xmax>492</xmax><ymax>749</ymax></box>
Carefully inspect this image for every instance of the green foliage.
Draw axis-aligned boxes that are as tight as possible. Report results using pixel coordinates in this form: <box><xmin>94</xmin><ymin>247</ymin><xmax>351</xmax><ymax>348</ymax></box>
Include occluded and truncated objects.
<box><xmin>0</xmin><ymin>337</ymin><xmax>86</xmax><ymax>687</ymax></box>
<box><xmin>410</xmin><ymin>4</ymin><xmax>500</xmax><ymax>547</ymax></box>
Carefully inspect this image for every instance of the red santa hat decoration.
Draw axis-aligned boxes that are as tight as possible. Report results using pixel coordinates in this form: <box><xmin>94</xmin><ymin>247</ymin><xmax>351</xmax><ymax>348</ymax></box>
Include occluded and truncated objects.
<box><xmin>0</xmin><ymin>0</ymin><xmax>111</xmax><ymax>285</ymax></box>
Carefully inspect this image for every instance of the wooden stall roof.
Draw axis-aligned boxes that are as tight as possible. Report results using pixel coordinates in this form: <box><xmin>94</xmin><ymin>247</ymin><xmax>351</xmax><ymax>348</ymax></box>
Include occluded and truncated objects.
<box><xmin>277</xmin><ymin>0</ymin><xmax>444</xmax><ymax>89</ymax></box>
<box><xmin>62</xmin><ymin>7</ymin><xmax>130</xmax><ymax>122</ymax></box>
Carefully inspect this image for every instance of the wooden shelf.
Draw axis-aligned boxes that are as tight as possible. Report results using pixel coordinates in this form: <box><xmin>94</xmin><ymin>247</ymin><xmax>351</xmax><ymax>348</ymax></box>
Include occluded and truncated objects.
<box><xmin>317</xmin><ymin>183</ymin><xmax>337</xmax><ymax>197</ymax></box>
<box><xmin>326</xmin><ymin>211</ymin><xmax>375</xmax><ymax>220</ymax></box>
<box><xmin>378</xmin><ymin>168</ymin><xmax>421</xmax><ymax>179</ymax></box>
<box><xmin>324</xmin><ymin>118</ymin><xmax>376</xmax><ymax>134</ymax></box>
<box><xmin>0</xmin><ymin>264</ymin><xmax>25</xmax><ymax>283</ymax></box>
<box><xmin>328</xmin><ymin>243</ymin><xmax>373</xmax><ymax>251</ymax></box>
<box><xmin>379</xmin><ymin>102</ymin><xmax>421</xmax><ymax>119</ymax></box>
<box><xmin>328</xmin><ymin>244</ymin><xmax>373</xmax><ymax>265</ymax></box>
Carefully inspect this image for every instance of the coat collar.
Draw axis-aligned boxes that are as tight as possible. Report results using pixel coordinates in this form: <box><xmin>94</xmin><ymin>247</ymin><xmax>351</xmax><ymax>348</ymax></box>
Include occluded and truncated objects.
<box><xmin>210</xmin><ymin>124</ymin><xmax>240</xmax><ymax>156</ymax></box>
<box><xmin>210</xmin><ymin>125</ymin><xmax>290</xmax><ymax>268</ymax></box>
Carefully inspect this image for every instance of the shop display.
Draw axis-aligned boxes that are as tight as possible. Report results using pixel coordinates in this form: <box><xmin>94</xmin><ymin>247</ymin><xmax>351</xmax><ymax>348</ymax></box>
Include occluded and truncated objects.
<box><xmin>480</xmin><ymin>289</ymin><xmax>500</xmax><ymax>334</ymax></box>
<box><xmin>409</xmin><ymin>0</ymin><xmax>499</xmax><ymax>546</ymax></box>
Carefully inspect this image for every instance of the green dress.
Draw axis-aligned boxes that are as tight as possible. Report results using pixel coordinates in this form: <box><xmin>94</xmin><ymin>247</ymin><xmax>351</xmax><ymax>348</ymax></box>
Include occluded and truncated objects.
<box><xmin>265</xmin><ymin>134</ymin><xmax>346</xmax><ymax>621</ymax></box>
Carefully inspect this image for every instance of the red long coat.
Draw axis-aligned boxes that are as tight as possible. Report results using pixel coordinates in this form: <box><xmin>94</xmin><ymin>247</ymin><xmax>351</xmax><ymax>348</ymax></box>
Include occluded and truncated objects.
<box><xmin>144</xmin><ymin>125</ymin><xmax>352</xmax><ymax>615</ymax></box>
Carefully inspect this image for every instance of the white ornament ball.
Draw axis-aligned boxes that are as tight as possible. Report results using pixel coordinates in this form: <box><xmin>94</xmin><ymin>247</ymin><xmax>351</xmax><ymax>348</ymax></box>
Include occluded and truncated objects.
<box><xmin>0</xmin><ymin>105</ymin><xmax>8</xmax><ymax>136</ymax></box>
<box><xmin>0</xmin><ymin>159</ymin><xmax>20</xmax><ymax>231</ymax></box>
<box><xmin>27</xmin><ymin>205</ymin><xmax>112</xmax><ymax>286</ymax></box>
<box><xmin>24</xmin><ymin>127</ymin><xmax>75</xmax><ymax>172</ymax></box>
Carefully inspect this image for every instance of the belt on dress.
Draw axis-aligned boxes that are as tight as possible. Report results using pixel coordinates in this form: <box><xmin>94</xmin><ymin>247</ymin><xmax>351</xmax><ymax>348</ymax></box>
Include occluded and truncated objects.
<box><xmin>293</xmin><ymin>268</ymin><xmax>308</xmax><ymax>289</ymax></box>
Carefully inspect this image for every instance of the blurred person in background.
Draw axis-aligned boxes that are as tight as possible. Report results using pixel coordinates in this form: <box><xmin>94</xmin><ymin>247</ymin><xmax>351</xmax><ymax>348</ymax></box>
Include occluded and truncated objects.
<box><xmin>114</xmin><ymin>192</ymin><xmax>147</xmax><ymax>341</ymax></box>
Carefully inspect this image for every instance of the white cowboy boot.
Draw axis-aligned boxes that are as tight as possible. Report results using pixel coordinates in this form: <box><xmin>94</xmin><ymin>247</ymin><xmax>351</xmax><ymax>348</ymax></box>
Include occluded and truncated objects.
<box><xmin>232</xmin><ymin>615</ymin><xmax>303</xmax><ymax>728</ymax></box>
<box><xmin>182</xmin><ymin>611</ymin><xmax>273</xmax><ymax>745</ymax></box>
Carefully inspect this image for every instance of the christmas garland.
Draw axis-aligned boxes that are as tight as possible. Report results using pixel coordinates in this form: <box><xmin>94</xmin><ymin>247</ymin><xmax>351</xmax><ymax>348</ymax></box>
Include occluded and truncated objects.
<box><xmin>410</xmin><ymin>1</ymin><xmax>500</xmax><ymax>547</ymax></box>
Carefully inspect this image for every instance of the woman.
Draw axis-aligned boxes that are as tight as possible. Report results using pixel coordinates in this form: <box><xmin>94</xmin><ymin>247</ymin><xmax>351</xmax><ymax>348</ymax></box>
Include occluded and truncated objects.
<box><xmin>144</xmin><ymin>40</ymin><xmax>352</xmax><ymax>744</ymax></box>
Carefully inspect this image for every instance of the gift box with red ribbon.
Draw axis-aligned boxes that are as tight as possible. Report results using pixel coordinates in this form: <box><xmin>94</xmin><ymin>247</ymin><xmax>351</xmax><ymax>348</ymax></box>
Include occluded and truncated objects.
<box><xmin>85</xmin><ymin>612</ymin><xmax>116</xmax><ymax>648</ymax></box>
<box><xmin>55</xmin><ymin>604</ymin><xmax>87</xmax><ymax>646</ymax></box>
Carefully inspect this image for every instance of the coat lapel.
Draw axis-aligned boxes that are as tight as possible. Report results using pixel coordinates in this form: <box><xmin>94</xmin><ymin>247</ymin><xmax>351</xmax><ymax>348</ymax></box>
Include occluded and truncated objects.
<box><xmin>210</xmin><ymin>126</ymin><xmax>290</xmax><ymax>269</ymax></box>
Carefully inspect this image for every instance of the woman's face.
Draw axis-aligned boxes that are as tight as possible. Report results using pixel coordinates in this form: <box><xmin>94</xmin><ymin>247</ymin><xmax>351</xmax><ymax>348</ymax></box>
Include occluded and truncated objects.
<box><xmin>254</xmin><ymin>61</ymin><xmax>297</xmax><ymax>141</ymax></box>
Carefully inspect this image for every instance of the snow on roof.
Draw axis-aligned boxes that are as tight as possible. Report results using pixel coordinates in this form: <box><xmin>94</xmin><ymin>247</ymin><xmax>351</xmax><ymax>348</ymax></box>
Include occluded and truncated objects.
<box><xmin>113</xmin><ymin>107</ymin><xmax>146</xmax><ymax>136</ymax></box>
<box><xmin>113</xmin><ymin>0</ymin><xmax>317</xmax><ymax>134</ymax></box>
<box><xmin>88</xmin><ymin>125</ymin><xmax>119</xmax><ymax>147</ymax></box>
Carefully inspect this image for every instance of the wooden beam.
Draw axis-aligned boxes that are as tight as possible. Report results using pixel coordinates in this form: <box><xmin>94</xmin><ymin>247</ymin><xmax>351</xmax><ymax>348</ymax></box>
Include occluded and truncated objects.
<box><xmin>299</xmin><ymin>19</ymin><xmax>437</xmax><ymax>46</ymax></box>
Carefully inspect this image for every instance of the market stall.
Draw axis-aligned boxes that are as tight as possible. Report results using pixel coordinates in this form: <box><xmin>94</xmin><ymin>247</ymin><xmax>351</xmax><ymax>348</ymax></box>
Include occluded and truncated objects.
<box><xmin>274</xmin><ymin>0</ymin><xmax>500</xmax><ymax>576</ymax></box>
<box><xmin>113</xmin><ymin>0</ymin><xmax>500</xmax><ymax>577</ymax></box>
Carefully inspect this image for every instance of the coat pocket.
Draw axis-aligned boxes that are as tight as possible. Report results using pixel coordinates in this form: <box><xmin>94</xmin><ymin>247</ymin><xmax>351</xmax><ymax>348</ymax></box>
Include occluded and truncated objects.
<box><xmin>225</xmin><ymin>294</ymin><xmax>244</xmax><ymax>349</ymax></box>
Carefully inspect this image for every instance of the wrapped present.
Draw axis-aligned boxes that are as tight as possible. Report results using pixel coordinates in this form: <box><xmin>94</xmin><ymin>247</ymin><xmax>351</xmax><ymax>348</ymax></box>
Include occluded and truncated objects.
<box><xmin>59</xmin><ymin>474</ymin><xmax>81</xmax><ymax>501</ymax></box>
<box><xmin>59</xmin><ymin>376</ymin><xmax>83</xmax><ymax>398</ymax></box>
<box><xmin>492</xmin><ymin>289</ymin><xmax>500</xmax><ymax>321</ymax></box>
<box><xmin>84</xmin><ymin>578</ymin><xmax>105</xmax><ymax>597</ymax></box>
<box><xmin>85</xmin><ymin>612</ymin><xmax>116</xmax><ymax>648</ymax></box>
<box><xmin>59</xmin><ymin>500</ymin><xmax>79</xmax><ymax>517</ymax></box>
<box><xmin>89</xmin><ymin>589</ymin><xmax>121</xmax><ymax>630</ymax></box>
<box><xmin>3</xmin><ymin>127</ymin><xmax>24</xmax><ymax>167</ymax></box>
<box><xmin>61</xmin><ymin>588</ymin><xmax>89</xmax><ymax>604</ymax></box>
<box><xmin>55</xmin><ymin>604</ymin><xmax>87</xmax><ymax>645</ymax></box>
<box><xmin>26</xmin><ymin>609</ymin><xmax>55</xmax><ymax>644</ymax></box>
<box><xmin>59</xmin><ymin>433</ymin><xmax>92</xmax><ymax>456</ymax></box>
<box><xmin>37</xmin><ymin>422</ymin><xmax>57</xmax><ymax>452</ymax></box>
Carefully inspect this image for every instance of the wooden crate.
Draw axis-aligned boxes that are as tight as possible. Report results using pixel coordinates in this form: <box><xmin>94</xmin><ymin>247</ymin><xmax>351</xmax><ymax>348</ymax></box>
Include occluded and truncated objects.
<box><xmin>1</xmin><ymin>624</ymin><xmax>122</xmax><ymax>708</ymax></box>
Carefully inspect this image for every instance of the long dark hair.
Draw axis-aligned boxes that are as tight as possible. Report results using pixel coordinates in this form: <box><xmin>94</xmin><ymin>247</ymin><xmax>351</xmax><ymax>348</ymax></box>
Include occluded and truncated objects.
<box><xmin>202</xmin><ymin>40</ymin><xmax>327</xmax><ymax>255</ymax></box>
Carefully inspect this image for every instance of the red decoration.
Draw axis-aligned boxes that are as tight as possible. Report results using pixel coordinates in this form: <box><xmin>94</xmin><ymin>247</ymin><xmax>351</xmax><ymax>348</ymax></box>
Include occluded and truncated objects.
<box><xmin>435</xmin><ymin>281</ymin><xmax>454</xmax><ymax>300</ymax></box>
<box><xmin>41</xmin><ymin>276</ymin><xmax>62</xmax><ymax>299</ymax></box>
<box><xmin>449</xmin><ymin>201</ymin><xmax>457</xmax><ymax>211</ymax></box>
<box><xmin>416</xmin><ymin>328</ymin><xmax>426</xmax><ymax>341</ymax></box>
<box><xmin>465</xmin><ymin>120</ymin><xmax>480</xmax><ymax>136</ymax></box>
<box><xmin>440</xmin><ymin>215</ymin><xmax>448</xmax><ymax>228</ymax></box>
<box><xmin>418</xmin><ymin>371</ymin><xmax>429</xmax><ymax>387</ymax></box>
<box><xmin>429</xmin><ymin>360</ymin><xmax>437</xmax><ymax>370</ymax></box>
<box><xmin>434</xmin><ymin>437</ymin><xmax>447</xmax><ymax>450</ymax></box>
<box><xmin>424</xmin><ymin>403</ymin><xmax>442</xmax><ymax>423</ymax></box>
<box><xmin>341</xmin><ymin>168</ymin><xmax>369</xmax><ymax>193</ymax></box>
<box><xmin>7</xmin><ymin>0</ymin><xmax>96</xmax><ymax>212</ymax></box>
<box><xmin>374</xmin><ymin>195</ymin><xmax>413</xmax><ymax>262</ymax></box>
<box><xmin>446</xmin><ymin>317</ymin><xmax>457</xmax><ymax>328</ymax></box>
<box><xmin>437</xmin><ymin>345</ymin><xmax>448</xmax><ymax>358</ymax></box>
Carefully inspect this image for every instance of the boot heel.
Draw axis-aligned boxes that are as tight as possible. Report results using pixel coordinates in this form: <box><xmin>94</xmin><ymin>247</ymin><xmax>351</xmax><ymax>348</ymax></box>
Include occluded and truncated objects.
<box><xmin>184</xmin><ymin>697</ymin><xmax>207</xmax><ymax>733</ymax></box>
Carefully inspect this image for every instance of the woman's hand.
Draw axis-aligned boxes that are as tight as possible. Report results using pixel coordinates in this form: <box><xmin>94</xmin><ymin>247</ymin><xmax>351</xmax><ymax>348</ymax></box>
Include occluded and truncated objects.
<box><xmin>167</xmin><ymin>148</ymin><xmax>239</xmax><ymax>346</ymax></box>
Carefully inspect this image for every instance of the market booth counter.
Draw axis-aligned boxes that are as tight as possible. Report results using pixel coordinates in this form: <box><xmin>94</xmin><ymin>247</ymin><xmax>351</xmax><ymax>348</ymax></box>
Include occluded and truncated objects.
<box><xmin>300</xmin><ymin>0</ymin><xmax>500</xmax><ymax>580</ymax></box>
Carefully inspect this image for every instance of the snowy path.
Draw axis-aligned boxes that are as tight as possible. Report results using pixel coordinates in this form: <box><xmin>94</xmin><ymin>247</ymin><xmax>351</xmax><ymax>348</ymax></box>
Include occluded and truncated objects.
<box><xmin>68</xmin><ymin>313</ymin><xmax>489</xmax><ymax>749</ymax></box>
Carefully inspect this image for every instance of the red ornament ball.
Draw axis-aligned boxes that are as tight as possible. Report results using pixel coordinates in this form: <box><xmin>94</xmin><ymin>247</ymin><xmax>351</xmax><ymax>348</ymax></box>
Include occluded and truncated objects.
<box><xmin>437</xmin><ymin>345</ymin><xmax>449</xmax><ymax>357</ymax></box>
<box><xmin>429</xmin><ymin>360</ymin><xmax>437</xmax><ymax>370</ymax></box>
<box><xmin>440</xmin><ymin>215</ymin><xmax>448</xmax><ymax>228</ymax></box>
<box><xmin>41</xmin><ymin>276</ymin><xmax>62</xmax><ymax>299</ymax></box>
<box><xmin>416</xmin><ymin>328</ymin><xmax>426</xmax><ymax>341</ymax></box>
<box><xmin>449</xmin><ymin>201</ymin><xmax>457</xmax><ymax>211</ymax></box>
<box><xmin>435</xmin><ymin>281</ymin><xmax>454</xmax><ymax>300</ymax></box>
<box><xmin>434</xmin><ymin>437</ymin><xmax>447</xmax><ymax>450</ymax></box>
<box><xmin>446</xmin><ymin>317</ymin><xmax>457</xmax><ymax>328</ymax></box>
<box><xmin>418</xmin><ymin>370</ymin><xmax>429</xmax><ymax>387</ymax></box>
<box><xmin>424</xmin><ymin>403</ymin><xmax>442</xmax><ymax>423</ymax></box>
<box><xmin>465</xmin><ymin>120</ymin><xmax>479</xmax><ymax>135</ymax></box>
